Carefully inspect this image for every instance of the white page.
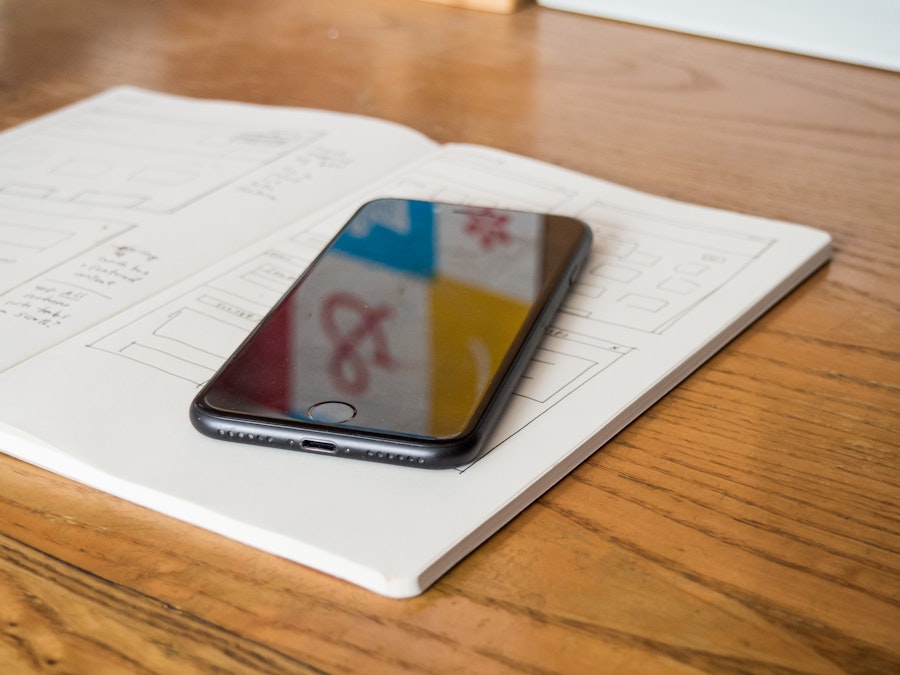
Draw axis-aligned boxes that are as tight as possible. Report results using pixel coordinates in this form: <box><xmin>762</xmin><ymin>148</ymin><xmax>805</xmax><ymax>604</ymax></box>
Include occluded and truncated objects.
<box><xmin>0</xmin><ymin>140</ymin><xmax>830</xmax><ymax>597</ymax></box>
<box><xmin>0</xmin><ymin>88</ymin><xmax>436</xmax><ymax>371</ymax></box>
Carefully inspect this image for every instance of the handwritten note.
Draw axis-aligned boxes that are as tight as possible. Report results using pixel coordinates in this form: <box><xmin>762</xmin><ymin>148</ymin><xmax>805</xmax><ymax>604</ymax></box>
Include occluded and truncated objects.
<box><xmin>73</xmin><ymin>245</ymin><xmax>159</xmax><ymax>294</ymax></box>
<box><xmin>1</xmin><ymin>244</ymin><xmax>160</xmax><ymax>327</ymax></box>
<box><xmin>236</xmin><ymin>145</ymin><xmax>355</xmax><ymax>202</ymax></box>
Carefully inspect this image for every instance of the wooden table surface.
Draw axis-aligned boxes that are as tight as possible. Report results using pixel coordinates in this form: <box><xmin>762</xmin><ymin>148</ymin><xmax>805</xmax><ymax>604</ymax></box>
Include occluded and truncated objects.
<box><xmin>1</xmin><ymin>0</ymin><xmax>898</xmax><ymax>672</ymax></box>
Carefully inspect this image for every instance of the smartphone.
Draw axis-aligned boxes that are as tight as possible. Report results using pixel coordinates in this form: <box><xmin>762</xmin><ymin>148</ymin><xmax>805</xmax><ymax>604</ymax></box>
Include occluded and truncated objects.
<box><xmin>190</xmin><ymin>198</ymin><xmax>592</xmax><ymax>468</ymax></box>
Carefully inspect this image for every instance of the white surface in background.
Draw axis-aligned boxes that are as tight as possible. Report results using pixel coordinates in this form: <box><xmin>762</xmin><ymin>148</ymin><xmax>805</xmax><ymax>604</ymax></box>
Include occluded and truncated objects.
<box><xmin>538</xmin><ymin>0</ymin><xmax>900</xmax><ymax>72</ymax></box>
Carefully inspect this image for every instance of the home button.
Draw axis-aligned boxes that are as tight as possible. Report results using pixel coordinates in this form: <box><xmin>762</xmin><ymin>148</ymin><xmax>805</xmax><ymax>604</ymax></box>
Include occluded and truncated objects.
<box><xmin>307</xmin><ymin>401</ymin><xmax>357</xmax><ymax>424</ymax></box>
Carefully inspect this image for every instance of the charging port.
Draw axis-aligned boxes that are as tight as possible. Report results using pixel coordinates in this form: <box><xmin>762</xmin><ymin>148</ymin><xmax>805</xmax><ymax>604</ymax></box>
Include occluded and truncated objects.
<box><xmin>300</xmin><ymin>439</ymin><xmax>337</xmax><ymax>454</ymax></box>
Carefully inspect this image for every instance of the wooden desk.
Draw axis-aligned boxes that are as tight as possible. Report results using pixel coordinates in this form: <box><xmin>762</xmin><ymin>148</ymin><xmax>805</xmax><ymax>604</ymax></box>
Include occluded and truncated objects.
<box><xmin>1</xmin><ymin>0</ymin><xmax>898</xmax><ymax>671</ymax></box>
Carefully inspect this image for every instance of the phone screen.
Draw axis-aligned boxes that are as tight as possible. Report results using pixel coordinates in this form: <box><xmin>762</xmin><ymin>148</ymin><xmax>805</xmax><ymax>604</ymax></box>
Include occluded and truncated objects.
<box><xmin>192</xmin><ymin>199</ymin><xmax>591</xmax><ymax>465</ymax></box>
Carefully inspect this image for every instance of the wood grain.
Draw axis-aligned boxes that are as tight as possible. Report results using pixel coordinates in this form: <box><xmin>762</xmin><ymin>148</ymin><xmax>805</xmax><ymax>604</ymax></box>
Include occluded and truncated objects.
<box><xmin>1</xmin><ymin>0</ymin><xmax>898</xmax><ymax>672</ymax></box>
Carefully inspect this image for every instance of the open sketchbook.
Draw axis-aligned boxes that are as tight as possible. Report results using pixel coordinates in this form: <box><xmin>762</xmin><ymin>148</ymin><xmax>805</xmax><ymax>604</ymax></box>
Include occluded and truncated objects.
<box><xmin>0</xmin><ymin>88</ymin><xmax>830</xmax><ymax>597</ymax></box>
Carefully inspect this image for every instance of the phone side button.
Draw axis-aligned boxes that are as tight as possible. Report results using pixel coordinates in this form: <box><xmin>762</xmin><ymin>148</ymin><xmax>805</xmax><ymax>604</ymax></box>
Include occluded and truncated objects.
<box><xmin>569</xmin><ymin>264</ymin><xmax>582</xmax><ymax>286</ymax></box>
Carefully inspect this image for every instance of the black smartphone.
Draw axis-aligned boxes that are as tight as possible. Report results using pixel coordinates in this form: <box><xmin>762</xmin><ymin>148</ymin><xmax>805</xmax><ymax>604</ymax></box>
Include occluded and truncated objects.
<box><xmin>190</xmin><ymin>198</ymin><xmax>592</xmax><ymax>468</ymax></box>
